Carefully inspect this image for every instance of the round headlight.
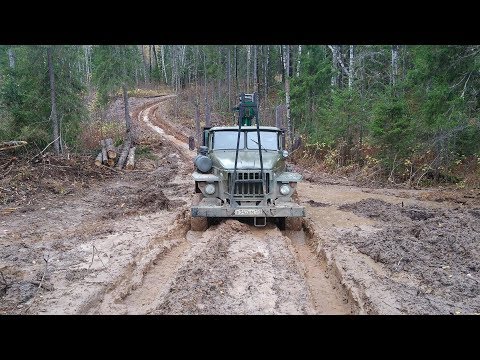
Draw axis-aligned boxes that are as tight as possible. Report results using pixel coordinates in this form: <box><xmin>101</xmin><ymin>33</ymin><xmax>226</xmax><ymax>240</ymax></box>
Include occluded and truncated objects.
<box><xmin>205</xmin><ymin>183</ymin><xmax>216</xmax><ymax>195</ymax></box>
<box><xmin>279</xmin><ymin>184</ymin><xmax>290</xmax><ymax>195</ymax></box>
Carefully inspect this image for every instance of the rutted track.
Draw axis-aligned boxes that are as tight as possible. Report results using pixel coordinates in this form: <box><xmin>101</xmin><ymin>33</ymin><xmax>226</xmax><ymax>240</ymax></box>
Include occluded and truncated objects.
<box><xmin>79</xmin><ymin>96</ymin><xmax>357</xmax><ymax>314</ymax></box>
<box><xmin>108</xmin><ymin>96</ymin><xmax>355</xmax><ymax>314</ymax></box>
<box><xmin>2</xmin><ymin>95</ymin><xmax>478</xmax><ymax>315</ymax></box>
<box><xmin>0</xmin><ymin>95</ymin><xmax>386</xmax><ymax>315</ymax></box>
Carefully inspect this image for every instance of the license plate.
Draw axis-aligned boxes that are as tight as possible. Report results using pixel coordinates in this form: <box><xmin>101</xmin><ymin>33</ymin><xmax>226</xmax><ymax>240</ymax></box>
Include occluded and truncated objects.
<box><xmin>234</xmin><ymin>208</ymin><xmax>262</xmax><ymax>216</ymax></box>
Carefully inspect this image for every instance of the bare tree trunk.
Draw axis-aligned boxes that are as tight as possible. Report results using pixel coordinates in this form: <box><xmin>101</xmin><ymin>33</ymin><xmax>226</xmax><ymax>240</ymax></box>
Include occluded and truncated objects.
<box><xmin>280</xmin><ymin>45</ymin><xmax>285</xmax><ymax>83</ymax></box>
<box><xmin>172</xmin><ymin>45</ymin><xmax>177</xmax><ymax>93</ymax></box>
<box><xmin>348</xmin><ymin>45</ymin><xmax>354</xmax><ymax>89</ymax></box>
<box><xmin>8</xmin><ymin>48</ymin><xmax>15</xmax><ymax>69</ymax></box>
<box><xmin>47</xmin><ymin>47</ymin><xmax>60</xmax><ymax>156</ymax></box>
<box><xmin>234</xmin><ymin>45</ymin><xmax>238</xmax><ymax>98</ymax></box>
<box><xmin>180</xmin><ymin>45</ymin><xmax>187</xmax><ymax>88</ymax></box>
<box><xmin>253</xmin><ymin>45</ymin><xmax>258</xmax><ymax>93</ymax></box>
<box><xmin>122</xmin><ymin>84</ymin><xmax>132</xmax><ymax>141</ymax></box>
<box><xmin>141</xmin><ymin>45</ymin><xmax>148</xmax><ymax>84</ymax></box>
<box><xmin>206</xmin><ymin>104</ymin><xmax>211</xmax><ymax>127</ymax></box>
<box><xmin>285</xmin><ymin>45</ymin><xmax>292</xmax><ymax>146</ymax></box>
<box><xmin>195</xmin><ymin>103</ymin><xmax>201</xmax><ymax>144</ymax></box>
<box><xmin>275</xmin><ymin>105</ymin><xmax>284</xmax><ymax>128</ymax></box>
<box><xmin>83</xmin><ymin>45</ymin><xmax>92</xmax><ymax>85</ymax></box>
<box><xmin>149</xmin><ymin>45</ymin><xmax>153</xmax><ymax>84</ymax></box>
<box><xmin>264</xmin><ymin>45</ymin><xmax>269</xmax><ymax>100</ymax></box>
<box><xmin>160</xmin><ymin>45</ymin><xmax>168</xmax><ymax>84</ymax></box>
<box><xmin>203</xmin><ymin>48</ymin><xmax>209</xmax><ymax>126</ymax></box>
<box><xmin>330</xmin><ymin>45</ymin><xmax>340</xmax><ymax>87</ymax></box>
<box><xmin>152</xmin><ymin>45</ymin><xmax>160</xmax><ymax>82</ymax></box>
<box><xmin>194</xmin><ymin>46</ymin><xmax>199</xmax><ymax>98</ymax></box>
<box><xmin>217</xmin><ymin>46</ymin><xmax>222</xmax><ymax>110</ymax></box>
<box><xmin>391</xmin><ymin>45</ymin><xmax>399</xmax><ymax>86</ymax></box>
<box><xmin>228</xmin><ymin>46</ymin><xmax>232</xmax><ymax>110</ymax></box>
<box><xmin>296</xmin><ymin>45</ymin><xmax>302</xmax><ymax>77</ymax></box>
<box><xmin>246</xmin><ymin>45</ymin><xmax>251</xmax><ymax>92</ymax></box>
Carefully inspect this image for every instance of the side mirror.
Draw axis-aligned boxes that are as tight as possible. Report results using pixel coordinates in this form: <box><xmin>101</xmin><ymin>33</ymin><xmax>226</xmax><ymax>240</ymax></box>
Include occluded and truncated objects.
<box><xmin>282</xmin><ymin>150</ymin><xmax>289</xmax><ymax>158</ymax></box>
<box><xmin>188</xmin><ymin>136</ymin><xmax>195</xmax><ymax>151</ymax></box>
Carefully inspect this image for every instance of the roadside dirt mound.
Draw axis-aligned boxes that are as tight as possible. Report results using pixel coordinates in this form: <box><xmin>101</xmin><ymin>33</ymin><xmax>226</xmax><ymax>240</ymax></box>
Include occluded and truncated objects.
<box><xmin>155</xmin><ymin>220</ymin><xmax>314</xmax><ymax>315</ymax></box>
<box><xmin>102</xmin><ymin>184</ymin><xmax>185</xmax><ymax>219</ymax></box>
<box><xmin>0</xmin><ymin>155</ymin><xmax>109</xmax><ymax>207</ymax></box>
<box><xmin>340</xmin><ymin>198</ymin><xmax>480</xmax><ymax>314</ymax></box>
<box><xmin>339</xmin><ymin>198</ymin><xmax>436</xmax><ymax>222</ymax></box>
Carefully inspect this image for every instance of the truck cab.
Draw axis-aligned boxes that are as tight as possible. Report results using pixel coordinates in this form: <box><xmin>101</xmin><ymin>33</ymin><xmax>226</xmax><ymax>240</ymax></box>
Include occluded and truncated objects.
<box><xmin>191</xmin><ymin>92</ymin><xmax>305</xmax><ymax>230</ymax></box>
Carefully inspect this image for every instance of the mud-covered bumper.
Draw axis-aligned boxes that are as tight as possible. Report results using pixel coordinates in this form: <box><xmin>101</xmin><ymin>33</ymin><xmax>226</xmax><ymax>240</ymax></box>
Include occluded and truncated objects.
<box><xmin>191</xmin><ymin>199</ymin><xmax>305</xmax><ymax>218</ymax></box>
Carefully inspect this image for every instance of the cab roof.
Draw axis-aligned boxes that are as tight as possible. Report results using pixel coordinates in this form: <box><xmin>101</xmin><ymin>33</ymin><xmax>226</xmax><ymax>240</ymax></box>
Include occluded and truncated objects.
<box><xmin>208</xmin><ymin>126</ymin><xmax>282</xmax><ymax>132</ymax></box>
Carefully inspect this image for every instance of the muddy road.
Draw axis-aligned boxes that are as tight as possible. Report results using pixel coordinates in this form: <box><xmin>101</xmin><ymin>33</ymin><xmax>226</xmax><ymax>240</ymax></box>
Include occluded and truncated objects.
<box><xmin>1</xmin><ymin>95</ymin><xmax>479</xmax><ymax>315</ymax></box>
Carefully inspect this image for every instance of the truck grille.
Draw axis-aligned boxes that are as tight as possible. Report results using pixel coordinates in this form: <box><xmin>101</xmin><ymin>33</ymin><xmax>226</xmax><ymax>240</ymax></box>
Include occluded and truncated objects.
<box><xmin>227</xmin><ymin>171</ymin><xmax>271</xmax><ymax>197</ymax></box>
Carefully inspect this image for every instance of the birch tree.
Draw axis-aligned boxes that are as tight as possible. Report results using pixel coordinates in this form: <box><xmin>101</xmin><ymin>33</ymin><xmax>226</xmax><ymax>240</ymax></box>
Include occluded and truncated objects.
<box><xmin>264</xmin><ymin>45</ymin><xmax>269</xmax><ymax>100</ymax></box>
<box><xmin>246</xmin><ymin>45</ymin><xmax>251</xmax><ymax>92</ymax></box>
<box><xmin>329</xmin><ymin>45</ymin><xmax>340</xmax><ymax>87</ymax></box>
<box><xmin>253</xmin><ymin>45</ymin><xmax>258</xmax><ymax>93</ymax></box>
<box><xmin>8</xmin><ymin>48</ymin><xmax>15</xmax><ymax>69</ymax></box>
<box><xmin>228</xmin><ymin>46</ymin><xmax>232</xmax><ymax>110</ymax></box>
<box><xmin>285</xmin><ymin>45</ymin><xmax>293</xmax><ymax>145</ymax></box>
<box><xmin>349</xmin><ymin>45</ymin><xmax>354</xmax><ymax>89</ymax></box>
<box><xmin>296</xmin><ymin>45</ymin><xmax>302</xmax><ymax>77</ymax></box>
<box><xmin>47</xmin><ymin>46</ymin><xmax>61</xmax><ymax>155</ymax></box>
<box><xmin>160</xmin><ymin>45</ymin><xmax>168</xmax><ymax>84</ymax></box>
<box><xmin>141</xmin><ymin>45</ymin><xmax>148</xmax><ymax>84</ymax></box>
<box><xmin>391</xmin><ymin>45</ymin><xmax>399</xmax><ymax>86</ymax></box>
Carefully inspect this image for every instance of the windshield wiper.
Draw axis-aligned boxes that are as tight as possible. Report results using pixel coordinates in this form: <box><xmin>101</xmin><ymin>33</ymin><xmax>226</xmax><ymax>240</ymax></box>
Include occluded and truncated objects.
<box><xmin>249</xmin><ymin>138</ymin><xmax>276</xmax><ymax>152</ymax></box>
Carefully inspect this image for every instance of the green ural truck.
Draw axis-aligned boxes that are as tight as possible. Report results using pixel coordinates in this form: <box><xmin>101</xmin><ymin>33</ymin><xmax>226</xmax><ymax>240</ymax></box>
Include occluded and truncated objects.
<box><xmin>190</xmin><ymin>92</ymin><xmax>305</xmax><ymax>230</ymax></box>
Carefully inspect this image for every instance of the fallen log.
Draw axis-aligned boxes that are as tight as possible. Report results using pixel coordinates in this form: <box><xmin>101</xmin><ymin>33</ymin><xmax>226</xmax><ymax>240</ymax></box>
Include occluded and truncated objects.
<box><xmin>0</xmin><ymin>141</ymin><xmax>27</xmax><ymax>151</ymax></box>
<box><xmin>95</xmin><ymin>151</ymin><xmax>103</xmax><ymax>166</ymax></box>
<box><xmin>116</xmin><ymin>140</ymin><xmax>131</xmax><ymax>170</ymax></box>
<box><xmin>105</xmin><ymin>138</ymin><xmax>116</xmax><ymax>159</ymax></box>
<box><xmin>100</xmin><ymin>139</ymin><xmax>108</xmax><ymax>165</ymax></box>
<box><xmin>125</xmin><ymin>146</ymin><xmax>136</xmax><ymax>170</ymax></box>
<box><xmin>108</xmin><ymin>145</ymin><xmax>123</xmax><ymax>166</ymax></box>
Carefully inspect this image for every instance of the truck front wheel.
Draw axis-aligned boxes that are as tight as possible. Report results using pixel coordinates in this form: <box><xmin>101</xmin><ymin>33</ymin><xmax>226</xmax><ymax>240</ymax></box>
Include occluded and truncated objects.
<box><xmin>191</xmin><ymin>216</ymin><xmax>208</xmax><ymax>231</ymax></box>
<box><xmin>191</xmin><ymin>192</ymin><xmax>208</xmax><ymax>231</ymax></box>
<box><xmin>277</xmin><ymin>217</ymin><xmax>303</xmax><ymax>231</ymax></box>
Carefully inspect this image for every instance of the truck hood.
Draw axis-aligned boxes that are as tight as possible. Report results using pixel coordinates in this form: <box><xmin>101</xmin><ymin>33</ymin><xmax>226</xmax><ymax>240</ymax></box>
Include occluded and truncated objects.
<box><xmin>211</xmin><ymin>150</ymin><xmax>282</xmax><ymax>170</ymax></box>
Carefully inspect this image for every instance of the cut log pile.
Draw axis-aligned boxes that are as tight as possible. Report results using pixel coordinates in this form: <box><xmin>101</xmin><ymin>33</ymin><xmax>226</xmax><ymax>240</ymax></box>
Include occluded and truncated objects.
<box><xmin>95</xmin><ymin>138</ymin><xmax>135</xmax><ymax>170</ymax></box>
<box><xmin>0</xmin><ymin>141</ymin><xmax>27</xmax><ymax>152</ymax></box>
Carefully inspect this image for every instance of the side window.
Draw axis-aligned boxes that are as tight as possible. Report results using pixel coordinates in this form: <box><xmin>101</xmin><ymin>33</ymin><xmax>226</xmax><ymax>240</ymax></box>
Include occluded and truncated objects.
<box><xmin>203</xmin><ymin>130</ymin><xmax>209</xmax><ymax>147</ymax></box>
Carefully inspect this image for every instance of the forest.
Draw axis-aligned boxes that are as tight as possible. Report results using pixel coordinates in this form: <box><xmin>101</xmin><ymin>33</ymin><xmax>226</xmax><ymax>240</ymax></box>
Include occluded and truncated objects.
<box><xmin>0</xmin><ymin>45</ymin><xmax>479</xmax><ymax>186</ymax></box>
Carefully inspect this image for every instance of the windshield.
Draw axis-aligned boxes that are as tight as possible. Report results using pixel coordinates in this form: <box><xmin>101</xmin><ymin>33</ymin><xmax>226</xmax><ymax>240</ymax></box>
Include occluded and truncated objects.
<box><xmin>247</xmin><ymin>131</ymin><xmax>279</xmax><ymax>150</ymax></box>
<box><xmin>212</xmin><ymin>130</ymin><xmax>279</xmax><ymax>150</ymax></box>
<box><xmin>212</xmin><ymin>131</ymin><xmax>244</xmax><ymax>150</ymax></box>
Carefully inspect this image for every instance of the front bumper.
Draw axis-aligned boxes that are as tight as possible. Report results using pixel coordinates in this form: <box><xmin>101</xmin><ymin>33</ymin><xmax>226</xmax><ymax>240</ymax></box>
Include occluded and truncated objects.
<box><xmin>191</xmin><ymin>199</ymin><xmax>305</xmax><ymax>218</ymax></box>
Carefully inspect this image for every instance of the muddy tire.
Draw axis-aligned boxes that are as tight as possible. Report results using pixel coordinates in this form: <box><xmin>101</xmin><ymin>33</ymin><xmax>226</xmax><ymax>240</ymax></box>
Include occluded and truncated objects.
<box><xmin>285</xmin><ymin>217</ymin><xmax>303</xmax><ymax>231</ymax></box>
<box><xmin>291</xmin><ymin>190</ymin><xmax>300</xmax><ymax>202</ymax></box>
<box><xmin>276</xmin><ymin>217</ymin><xmax>303</xmax><ymax>231</ymax></box>
<box><xmin>192</xmin><ymin>192</ymin><xmax>204</xmax><ymax>205</ymax></box>
<box><xmin>191</xmin><ymin>216</ymin><xmax>208</xmax><ymax>231</ymax></box>
<box><xmin>191</xmin><ymin>193</ymin><xmax>208</xmax><ymax>231</ymax></box>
